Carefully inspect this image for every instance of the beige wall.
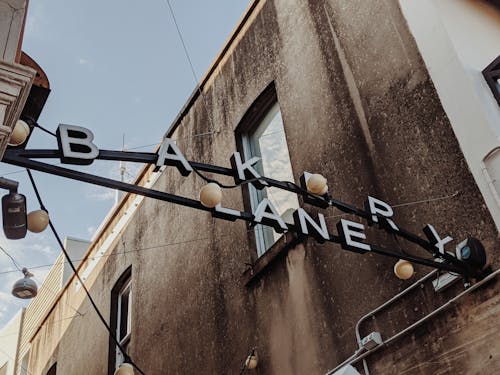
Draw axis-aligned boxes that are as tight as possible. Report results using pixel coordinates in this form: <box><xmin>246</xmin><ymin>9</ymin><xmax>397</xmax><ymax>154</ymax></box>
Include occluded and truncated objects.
<box><xmin>21</xmin><ymin>1</ymin><xmax>500</xmax><ymax>374</ymax></box>
<box><xmin>15</xmin><ymin>170</ymin><xmax>162</xmax><ymax>375</ymax></box>
<box><xmin>0</xmin><ymin>310</ymin><xmax>23</xmax><ymax>375</ymax></box>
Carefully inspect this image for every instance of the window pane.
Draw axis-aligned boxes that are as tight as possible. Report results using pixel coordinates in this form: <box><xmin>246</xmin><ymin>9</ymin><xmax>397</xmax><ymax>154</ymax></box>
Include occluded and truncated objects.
<box><xmin>119</xmin><ymin>286</ymin><xmax>131</xmax><ymax>340</ymax></box>
<box><xmin>46</xmin><ymin>363</ymin><xmax>57</xmax><ymax>375</ymax></box>
<box><xmin>484</xmin><ymin>148</ymin><xmax>500</xmax><ymax>206</ymax></box>
<box><xmin>116</xmin><ymin>339</ymin><xmax>129</xmax><ymax>369</ymax></box>
<box><xmin>245</xmin><ymin>102</ymin><xmax>299</xmax><ymax>256</ymax></box>
<box><xmin>20</xmin><ymin>353</ymin><xmax>29</xmax><ymax>375</ymax></box>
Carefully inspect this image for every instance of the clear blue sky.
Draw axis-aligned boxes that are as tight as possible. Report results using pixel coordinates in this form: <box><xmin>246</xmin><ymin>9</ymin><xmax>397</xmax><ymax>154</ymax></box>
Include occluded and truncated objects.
<box><xmin>0</xmin><ymin>0</ymin><xmax>250</xmax><ymax>328</ymax></box>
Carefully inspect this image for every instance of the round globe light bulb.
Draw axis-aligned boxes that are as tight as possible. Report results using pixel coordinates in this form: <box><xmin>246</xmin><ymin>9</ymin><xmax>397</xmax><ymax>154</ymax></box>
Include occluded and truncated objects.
<box><xmin>114</xmin><ymin>363</ymin><xmax>134</xmax><ymax>375</ymax></box>
<box><xmin>9</xmin><ymin>120</ymin><xmax>30</xmax><ymax>146</ymax></box>
<box><xmin>199</xmin><ymin>182</ymin><xmax>222</xmax><ymax>208</ymax></box>
<box><xmin>394</xmin><ymin>259</ymin><xmax>414</xmax><ymax>280</ymax></box>
<box><xmin>27</xmin><ymin>210</ymin><xmax>49</xmax><ymax>233</ymax></box>
<box><xmin>245</xmin><ymin>352</ymin><xmax>258</xmax><ymax>370</ymax></box>
<box><xmin>306</xmin><ymin>174</ymin><xmax>328</xmax><ymax>195</ymax></box>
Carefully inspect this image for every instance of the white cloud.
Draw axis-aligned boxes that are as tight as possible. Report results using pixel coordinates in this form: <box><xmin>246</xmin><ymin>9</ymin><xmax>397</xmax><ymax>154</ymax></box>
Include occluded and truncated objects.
<box><xmin>24</xmin><ymin>2</ymin><xmax>47</xmax><ymax>39</ymax></box>
<box><xmin>87</xmin><ymin>226</ymin><xmax>96</xmax><ymax>237</ymax></box>
<box><xmin>30</xmin><ymin>243</ymin><xmax>55</xmax><ymax>257</ymax></box>
<box><xmin>33</xmin><ymin>267</ymin><xmax>51</xmax><ymax>285</ymax></box>
<box><xmin>78</xmin><ymin>58</ymin><xmax>89</xmax><ymax>65</ymax></box>
<box><xmin>85</xmin><ymin>187</ymin><xmax>116</xmax><ymax>202</ymax></box>
<box><xmin>0</xmin><ymin>291</ymin><xmax>11</xmax><ymax>302</ymax></box>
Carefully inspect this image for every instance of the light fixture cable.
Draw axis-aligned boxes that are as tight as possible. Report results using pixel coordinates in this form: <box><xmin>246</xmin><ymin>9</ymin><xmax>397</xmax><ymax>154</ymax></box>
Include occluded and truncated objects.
<box><xmin>0</xmin><ymin>190</ymin><xmax>461</xmax><ymax>278</ymax></box>
<box><xmin>0</xmin><ymin>243</ymin><xmax>84</xmax><ymax>316</ymax></box>
<box><xmin>25</xmin><ymin>169</ymin><xmax>146</xmax><ymax>375</ymax></box>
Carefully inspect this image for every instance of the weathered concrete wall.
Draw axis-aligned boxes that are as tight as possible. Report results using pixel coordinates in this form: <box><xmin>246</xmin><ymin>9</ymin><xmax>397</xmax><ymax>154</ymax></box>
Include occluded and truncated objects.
<box><xmin>366</xmin><ymin>276</ymin><xmax>500</xmax><ymax>374</ymax></box>
<box><xmin>27</xmin><ymin>0</ymin><xmax>499</xmax><ymax>374</ymax></box>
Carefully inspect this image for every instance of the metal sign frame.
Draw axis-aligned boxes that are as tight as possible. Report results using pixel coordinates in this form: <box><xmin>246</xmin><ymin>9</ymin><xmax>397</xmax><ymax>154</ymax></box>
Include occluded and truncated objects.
<box><xmin>1</xmin><ymin>137</ymin><xmax>479</xmax><ymax>278</ymax></box>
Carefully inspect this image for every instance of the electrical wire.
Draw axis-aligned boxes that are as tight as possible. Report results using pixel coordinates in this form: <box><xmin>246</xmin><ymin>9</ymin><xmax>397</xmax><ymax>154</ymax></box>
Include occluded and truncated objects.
<box><xmin>0</xmin><ymin>169</ymin><xmax>25</xmax><ymax>177</ymax></box>
<box><xmin>164</xmin><ymin>0</ymin><xmax>217</xmax><ymax>134</ymax></box>
<box><xmin>32</xmin><ymin>122</ymin><xmax>57</xmax><ymax>137</ymax></box>
<box><xmin>25</xmin><ymin>169</ymin><xmax>146</xmax><ymax>375</ymax></box>
<box><xmin>0</xmin><ymin>243</ymin><xmax>85</xmax><ymax>317</ymax></box>
<box><xmin>391</xmin><ymin>191</ymin><xmax>460</xmax><ymax>208</ymax></box>
<box><xmin>0</xmin><ymin>225</ymin><xmax>275</xmax><ymax>277</ymax></box>
<box><xmin>33</xmin><ymin>276</ymin><xmax>84</xmax><ymax>317</ymax></box>
<box><xmin>21</xmin><ymin>109</ymin><xmax>330</xmax><ymax>200</ymax></box>
<box><xmin>126</xmin><ymin>130</ymin><xmax>218</xmax><ymax>151</ymax></box>
<box><xmin>0</xmin><ymin>313</ymin><xmax>86</xmax><ymax>341</ymax></box>
<box><xmin>0</xmin><ymin>346</ymin><xmax>33</xmax><ymax>375</ymax></box>
<box><xmin>0</xmin><ymin>245</ymin><xmax>22</xmax><ymax>271</ymax></box>
<box><xmin>0</xmin><ymin>190</ymin><xmax>463</xmax><ymax>278</ymax></box>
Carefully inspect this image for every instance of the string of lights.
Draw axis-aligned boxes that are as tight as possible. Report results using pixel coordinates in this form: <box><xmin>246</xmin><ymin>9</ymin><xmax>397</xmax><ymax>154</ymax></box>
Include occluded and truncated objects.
<box><xmin>0</xmin><ymin>190</ymin><xmax>461</xmax><ymax>278</ymax></box>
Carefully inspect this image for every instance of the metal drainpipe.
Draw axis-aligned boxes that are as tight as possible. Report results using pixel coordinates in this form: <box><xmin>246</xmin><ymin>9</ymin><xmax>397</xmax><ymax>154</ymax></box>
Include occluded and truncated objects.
<box><xmin>326</xmin><ymin>268</ymin><xmax>499</xmax><ymax>375</ymax></box>
<box><xmin>355</xmin><ymin>269</ymin><xmax>438</xmax><ymax>375</ymax></box>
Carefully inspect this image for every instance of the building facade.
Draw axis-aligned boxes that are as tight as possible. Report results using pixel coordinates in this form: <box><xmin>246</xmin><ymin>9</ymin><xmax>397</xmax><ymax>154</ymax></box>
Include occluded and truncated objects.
<box><xmin>15</xmin><ymin>1</ymin><xmax>500</xmax><ymax>374</ymax></box>
<box><xmin>0</xmin><ymin>0</ymin><xmax>35</xmax><ymax>159</ymax></box>
<box><xmin>0</xmin><ymin>310</ymin><xmax>24</xmax><ymax>375</ymax></box>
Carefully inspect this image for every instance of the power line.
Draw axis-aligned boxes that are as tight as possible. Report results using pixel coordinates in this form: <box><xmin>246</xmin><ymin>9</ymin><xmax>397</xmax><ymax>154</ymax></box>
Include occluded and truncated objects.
<box><xmin>0</xmin><ymin>243</ymin><xmax>84</xmax><ymax>316</ymax></box>
<box><xmin>33</xmin><ymin>122</ymin><xmax>57</xmax><ymax>137</ymax></box>
<box><xmin>0</xmin><ymin>169</ymin><xmax>25</xmax><ymax>177</ymax></box>
<box><xmin>127</xmin><ymin>130</ymin><xmax>219</xmax><ymax>151</ymax></box>
<box><xmin>25</xmin><ymin>169</ymin><xmax>147</xmax><ymax>375</ymax></box>
<box><xmin>0</xmin><ymin>245</ymin><xmax>22</xmax><ymax>271</ymax></box>
<box><xmin>0</xmin><ymin>313</ymin><xmax>84</xmax><ymax>341</ymax></box>
<box><xmin>33</xmin><ymin>276</ymin><xmax>84</xmax><ymax>317</ymax></box>
<box><xmin>164</xmin><ymin>0</ymin><xmax>217</xmax><ymax>134</ymax></box>
<box><xmin>0</xmin><ymin>346</ymin><xmax>33</xmax><ymax>375</ymax></box>
<box><xmin>0</xmin><ymin>225</ymin><xmax>263</xmax><ymax>277</ymax></box>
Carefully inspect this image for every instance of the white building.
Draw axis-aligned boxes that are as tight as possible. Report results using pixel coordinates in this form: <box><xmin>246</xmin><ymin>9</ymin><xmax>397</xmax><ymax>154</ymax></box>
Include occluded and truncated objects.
<box><xmin>0</xmin><ymin>310</ymin><xmax>24</xmax><ymax>375</ymax></box>
<box><xmin>400</xmin><ymin>0</ymin><xmax>500</xmax><ymax>229</ymax></box>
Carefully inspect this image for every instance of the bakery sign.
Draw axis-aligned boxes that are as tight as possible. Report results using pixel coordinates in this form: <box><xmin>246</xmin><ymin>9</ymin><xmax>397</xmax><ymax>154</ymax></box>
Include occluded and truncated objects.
<box><xmin>2</xmin><ymin>124</ymin><xmax>486</xmax><ymax>277</ymax></box>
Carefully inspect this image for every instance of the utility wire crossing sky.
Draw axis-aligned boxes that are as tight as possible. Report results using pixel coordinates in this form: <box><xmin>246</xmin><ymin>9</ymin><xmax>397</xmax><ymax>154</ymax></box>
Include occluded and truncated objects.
<box><xmin>0</xmin><ymin>0</ymin><xmax>250</xmax><ymax>329</ymax></box>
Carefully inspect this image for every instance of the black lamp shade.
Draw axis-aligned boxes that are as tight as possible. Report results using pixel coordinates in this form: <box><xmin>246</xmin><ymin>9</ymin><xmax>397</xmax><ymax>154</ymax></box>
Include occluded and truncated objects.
<box><xmin>2</xmin><ymin>193</ymin><xmax>27</xmax><ymax>239</ymax></box>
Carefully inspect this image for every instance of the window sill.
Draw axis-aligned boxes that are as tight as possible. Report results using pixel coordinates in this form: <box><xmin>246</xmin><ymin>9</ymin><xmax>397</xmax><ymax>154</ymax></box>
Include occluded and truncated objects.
<box><xmin>243</xmin><ymin>231</ymin><xmax>303</xmax><ymax>286</ymax></box>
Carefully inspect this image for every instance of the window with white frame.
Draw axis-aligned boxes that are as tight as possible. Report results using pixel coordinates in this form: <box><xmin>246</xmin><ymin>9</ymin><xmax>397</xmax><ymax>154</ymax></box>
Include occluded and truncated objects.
<box><xmin>109</xmin><ymin>268</ymin><xmax>132</xmax><ymax>374</ymax></box>
<box><xmin>46</xmin><ymin>363</ymin><xmax>57</xmax><ymax>375</ymax></box>
<box><xmin>483</xmin><ymin>147</ymin><xmax>500</xmax><ymax>207</ymax></box>
<box><xmin>483</xmin><ymin>55</ymin><xmax>500</xmax><ymax>107</ymax></box>
<box><xmin>239</xmin><ymin>95</ymin><xmax>299</xmax><ymax>257</ymax></box>
<box><xmin>116</xmin><ymin>279</ymin><xmax>131</xmax><ymax>368</ymax></box>
<box><xmin>20</xmin><ymin>352</ymin><xmax>29</xmax><ymax>375</ymax></box>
